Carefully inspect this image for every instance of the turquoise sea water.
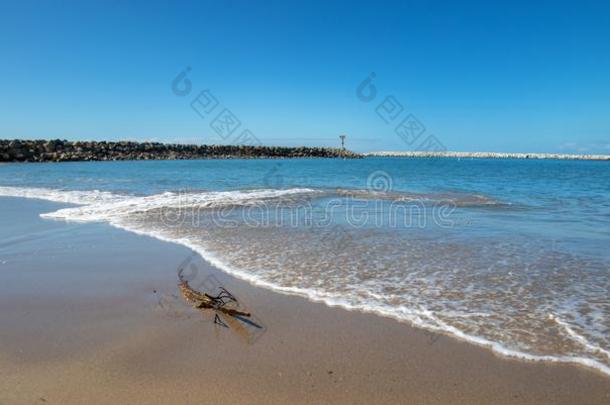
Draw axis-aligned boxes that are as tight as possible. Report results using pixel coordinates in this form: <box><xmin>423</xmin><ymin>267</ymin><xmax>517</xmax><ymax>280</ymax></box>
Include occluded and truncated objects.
<box><xmin>1</xmin><ymin>157</ymin><xmax>609</xmax><ymax>375</ymax></box>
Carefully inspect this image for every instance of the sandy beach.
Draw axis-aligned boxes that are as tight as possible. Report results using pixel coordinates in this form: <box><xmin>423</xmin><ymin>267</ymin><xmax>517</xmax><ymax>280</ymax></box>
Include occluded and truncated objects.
<box><xmin>4</xmin><ymin>0</ymin><xmax>610</xmax><ymax>402</ymax></box>
<box><xmin>0</xmin><ymin>197</ymin><xmax>608</xmax><ymax>404</ymax></box>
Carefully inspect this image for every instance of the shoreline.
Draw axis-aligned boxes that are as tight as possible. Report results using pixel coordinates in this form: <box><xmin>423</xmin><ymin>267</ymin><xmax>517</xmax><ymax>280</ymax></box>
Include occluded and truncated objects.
<box><xmin>1</xmin><ymin>178</ymin><xmax>610</xmax><ymax>379</ymax></box>
<box><xmin>2</xmin><ymin>185</ymin><xmax>610</xmax><ymax>379</ymax></box>
<box><xmin>125</xmin><ymin>220</ymin><xmax>610</xmax><ymax>378</ymax></box>
<box><xmin>0</xmin><ymin>197</ymin><xmax>609</xmax><ymax>403</ymax></box>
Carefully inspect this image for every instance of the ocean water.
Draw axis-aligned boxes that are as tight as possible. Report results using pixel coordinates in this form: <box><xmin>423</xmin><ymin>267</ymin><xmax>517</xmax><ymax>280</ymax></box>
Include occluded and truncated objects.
<box><xmin>1</xmin><ymin>158</ymin><xmax>609</xmax><ymax>376</ymax></box>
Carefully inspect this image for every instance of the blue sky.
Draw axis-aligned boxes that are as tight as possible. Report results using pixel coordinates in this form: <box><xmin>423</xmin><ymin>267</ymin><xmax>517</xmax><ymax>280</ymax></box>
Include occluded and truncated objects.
<box><xmin>1</xmin><ymin>0</ymin><xmax>609</xmax><ymax>153</ymax></box>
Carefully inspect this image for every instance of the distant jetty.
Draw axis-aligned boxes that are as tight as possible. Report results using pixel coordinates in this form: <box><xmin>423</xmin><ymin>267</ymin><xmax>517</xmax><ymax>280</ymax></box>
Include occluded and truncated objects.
<box><xmin>3</xmin><ymin>139</ymin><xmax>608</xmax><ymax>163</ymax></box>
<box><xmin>0</xmin><ymin>139</ymin><xmax>359</xmax><ymax>162</ymax></box>
<box><xmin>366</xmin><ymin>151</ymin><xmax>610</xmax><ymax>161</ymax></box>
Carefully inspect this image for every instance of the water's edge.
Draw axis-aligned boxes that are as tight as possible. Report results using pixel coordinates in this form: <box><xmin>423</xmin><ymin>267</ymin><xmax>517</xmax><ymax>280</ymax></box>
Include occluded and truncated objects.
<box><xmin>1</xmin><ymin>188</ymin><xmax>609</xmax><ymax>379</ymax></box>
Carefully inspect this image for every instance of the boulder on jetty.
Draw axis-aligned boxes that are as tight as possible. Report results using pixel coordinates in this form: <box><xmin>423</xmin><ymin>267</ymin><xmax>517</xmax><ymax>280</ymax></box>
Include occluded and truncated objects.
<box><xmin>0</xmin><ymin>139</ymin><xmax>360</xmax><ymax>163</ymax></box>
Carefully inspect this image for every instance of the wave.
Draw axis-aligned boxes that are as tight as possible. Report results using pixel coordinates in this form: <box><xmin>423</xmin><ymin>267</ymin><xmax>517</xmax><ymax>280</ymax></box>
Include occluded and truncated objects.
<box><xmin>0</xmin><ymin>186</ymin><xmax>322</xmax><ymax>222</ymax></box>
<box><xmin>1</xmin><ymin>185</ymin><xmax>609</xmax><ymax>378</ymax></box>
<box><xmin>334</xmin><ymin>188</ymin><xmax>505</xmax><ymax>207</ymax></box>
<box><xmin>551</xmin><ymin>314</ymin><xmax>610</xmax><ymax>361</ymax></box>
<box><xmin>43</xmin><ymin>188</ymin><xmax>322</xmax><ymax>222</ymax></box>
<box><xmin>0</xmin><ymin>185</ymin><xmax>504</xmax><ymax>213</ymax></box>
<box><xmin>0</xmin><ymin>185</ymin><xmax>123</xmax><ymax>205</ymax></box>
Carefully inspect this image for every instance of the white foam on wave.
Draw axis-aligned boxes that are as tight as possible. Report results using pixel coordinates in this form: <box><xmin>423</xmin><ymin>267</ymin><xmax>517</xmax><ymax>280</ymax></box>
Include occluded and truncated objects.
<box><xmin>2</xmin><ymin>185</ymin><xmax>610</xmax><ymax>378</ymax></box>
<box><xmin>42</xmin><ymin>187</ymin><xmax>320</xmax><ymax>222</ymax></box>
<box><xmin>0</xmin><ymin>185</ymin><xmax>320</xmax><ymax>222</ymax></box>
<box><xmin>551</xmin><ymin>314</ymin><xmax>610</xmax><ymax>361</ymax></box>
<box><xmin>0</xmin><ymin>185</ymin><xmax>123</xmax><ymax>205</ymax></box>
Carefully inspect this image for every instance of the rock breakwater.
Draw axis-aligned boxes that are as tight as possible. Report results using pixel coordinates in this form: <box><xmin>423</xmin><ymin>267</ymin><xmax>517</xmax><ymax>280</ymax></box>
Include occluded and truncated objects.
<box><xmin>0</xmin><ymin>139</ymin><xmax>360</xmax><ymax>162</ymax></box>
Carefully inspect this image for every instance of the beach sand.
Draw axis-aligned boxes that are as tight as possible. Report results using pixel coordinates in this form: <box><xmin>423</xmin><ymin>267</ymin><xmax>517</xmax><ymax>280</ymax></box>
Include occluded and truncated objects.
<box><xmin>1</xmin><ymin>198</ymin><xmax>609</xmax><ymax>404</ymax></box>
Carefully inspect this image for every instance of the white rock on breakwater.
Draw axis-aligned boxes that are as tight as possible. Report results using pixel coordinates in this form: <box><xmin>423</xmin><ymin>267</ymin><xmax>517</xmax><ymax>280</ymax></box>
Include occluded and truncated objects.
<box><xmin>365</xmin><ymin>151</ymin><xmax>610</xmax><ymax>161</ymax></box>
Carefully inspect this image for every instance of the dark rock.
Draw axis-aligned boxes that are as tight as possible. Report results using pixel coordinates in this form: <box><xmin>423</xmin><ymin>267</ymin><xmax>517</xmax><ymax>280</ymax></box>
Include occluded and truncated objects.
<box><xmin>0</xmin><ymin>139</ymin><xmax>361</xmax><ymax>163</ymax></box>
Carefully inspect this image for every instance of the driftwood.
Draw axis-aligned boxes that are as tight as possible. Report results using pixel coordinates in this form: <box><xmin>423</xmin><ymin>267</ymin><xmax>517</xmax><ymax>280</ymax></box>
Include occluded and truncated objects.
<box><xmin>175</xmin><ymin>260</ymin><xmax>266</xmax><ymax>342</ymax></box>
<box><xmin>178</xmin><ymin>280</ymin><xmax>251</xmax><ymax>319</ymax></box>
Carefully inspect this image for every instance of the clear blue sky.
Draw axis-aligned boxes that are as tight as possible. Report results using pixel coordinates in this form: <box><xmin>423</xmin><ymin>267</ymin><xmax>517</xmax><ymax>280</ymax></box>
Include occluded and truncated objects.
<box><xmin>1</xmin><ymin>0</ymin><xmax>609</xmax><ymax>153</ymax></box>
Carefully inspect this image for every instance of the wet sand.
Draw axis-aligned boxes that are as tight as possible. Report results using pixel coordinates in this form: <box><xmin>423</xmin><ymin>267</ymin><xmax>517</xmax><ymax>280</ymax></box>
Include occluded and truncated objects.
<box><xmin>1</xmin><ymin>198</ymin><xmax>609</xmax><ymax>404</ymax></box>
